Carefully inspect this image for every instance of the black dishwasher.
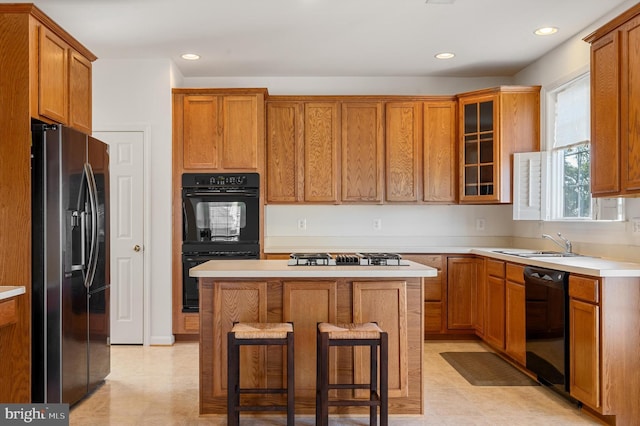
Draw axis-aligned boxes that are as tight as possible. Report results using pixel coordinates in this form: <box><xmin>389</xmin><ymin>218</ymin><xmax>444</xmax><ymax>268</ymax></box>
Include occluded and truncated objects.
<box><xmin>524</xmin><ymin>266</ymin><xmax>570</xmax><ymax>396</ymax></box>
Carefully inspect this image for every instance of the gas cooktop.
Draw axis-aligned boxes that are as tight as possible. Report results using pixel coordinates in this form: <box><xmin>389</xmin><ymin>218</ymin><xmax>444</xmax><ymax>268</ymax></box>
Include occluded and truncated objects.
<box><xmin>287</xmin><ymin>252</ymin><xmax>408</xmax><ymax>266</ymax></box>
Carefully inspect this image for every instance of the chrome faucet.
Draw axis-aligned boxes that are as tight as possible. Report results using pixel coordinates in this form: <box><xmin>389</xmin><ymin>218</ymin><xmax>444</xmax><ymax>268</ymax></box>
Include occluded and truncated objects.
<box><xmin>542</xmin><ymin>233</ymin><xmax>572</xmax><ymax>253</ymax></box>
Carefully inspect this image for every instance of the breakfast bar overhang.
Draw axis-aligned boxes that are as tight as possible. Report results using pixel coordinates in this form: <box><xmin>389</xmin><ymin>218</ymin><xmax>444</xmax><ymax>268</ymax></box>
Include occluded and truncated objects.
<box><xmin>190</xmin><ymin>259</ymin><xmax>437</xmax><ymax>416</ymax></box>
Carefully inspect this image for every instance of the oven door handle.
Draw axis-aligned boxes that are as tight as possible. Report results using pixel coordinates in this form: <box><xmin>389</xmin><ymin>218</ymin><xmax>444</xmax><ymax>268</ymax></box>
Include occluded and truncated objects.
<box><xmin>184</xmin><ymin>190</ymin><xmax>258</xmax><ymax>197</ymax></box>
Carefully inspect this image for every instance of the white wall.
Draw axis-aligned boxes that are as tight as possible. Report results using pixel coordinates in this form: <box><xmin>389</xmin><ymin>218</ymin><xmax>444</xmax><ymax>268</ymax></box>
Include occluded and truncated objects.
<box><xmin>513</xmin><ymin>0</ymin><xmax>640</xmax><ymax>260</ymax></box>
<box><xmin>93</xmin><ymin>58</ymin><xmax>175</xmax><ymax>345</ymax></box>
<box><xmin>265</xmin><ymin>204</ymin><xmax>514</xmax><ymax>252</ymax></box>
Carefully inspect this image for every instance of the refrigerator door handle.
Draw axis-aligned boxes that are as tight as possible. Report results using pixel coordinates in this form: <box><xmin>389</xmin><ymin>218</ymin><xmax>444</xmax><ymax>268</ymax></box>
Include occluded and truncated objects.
<box><xmin>83</xmin><ymin>163</ymin><xmax>99</xmax><ymax>289</ymax></box>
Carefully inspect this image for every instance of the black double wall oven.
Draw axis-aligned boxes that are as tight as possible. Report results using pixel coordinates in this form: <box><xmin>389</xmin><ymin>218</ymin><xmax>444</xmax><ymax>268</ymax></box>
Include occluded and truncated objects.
<box><xmin>182</xmin><ymin>173</ymin><xmax>260</xmax><ymax>312</ymax></box>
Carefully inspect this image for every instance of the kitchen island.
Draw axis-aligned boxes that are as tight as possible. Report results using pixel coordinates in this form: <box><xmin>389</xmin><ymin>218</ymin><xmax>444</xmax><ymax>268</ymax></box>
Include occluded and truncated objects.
<box><xmin>190</xmin><ymin>259</ymin><xmax>437</xmax><ymax>416</ymax></box>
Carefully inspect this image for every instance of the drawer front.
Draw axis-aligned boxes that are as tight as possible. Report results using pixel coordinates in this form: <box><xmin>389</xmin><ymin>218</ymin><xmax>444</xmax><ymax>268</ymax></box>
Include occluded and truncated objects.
<box><xmin>403</xmin><ymin>254</ymin><xmax>442</xmax><ymax>270</ymax></box>
<box><xmin>569</xmin><ymin>276</ymin><xmax>599</xmax><ymax>304</ymax></box>
<box><xmin>506</xmin><ymin>263</ymin><xmax>525</xmax><ymax>284</ymax></box>
<box><xmin>486</xmin><ymin>259</ymin><xmax>505</xmax><ymax>278</ymax></box>
<box><xmin>424</xmin><ymin>280</ymin><xmax>442</xmax><ymax>301</ymax></box>
<box><xmin>0</xmin><ymin>298</ymin><xmax>17</xmax><ymax>328</ymax></box>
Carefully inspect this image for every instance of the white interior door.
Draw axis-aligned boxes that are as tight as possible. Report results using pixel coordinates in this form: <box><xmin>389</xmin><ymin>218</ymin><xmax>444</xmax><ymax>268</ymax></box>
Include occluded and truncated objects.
<box><xmin>93</xmin><ymin>130</ymin><xmax>144</xmax><ymax>344</ymax></box>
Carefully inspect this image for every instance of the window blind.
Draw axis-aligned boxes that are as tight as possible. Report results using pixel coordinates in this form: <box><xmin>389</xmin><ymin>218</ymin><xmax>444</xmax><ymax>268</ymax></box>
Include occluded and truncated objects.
<box><xmin>553</xmin><ymin>74</ymin><xmax>590</xmax><ymax>149</ymax></box>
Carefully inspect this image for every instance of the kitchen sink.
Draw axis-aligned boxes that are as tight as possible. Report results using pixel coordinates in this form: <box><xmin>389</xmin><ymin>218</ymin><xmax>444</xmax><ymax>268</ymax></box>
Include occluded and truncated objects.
<box><xmin>494</xmin><ymin>250</ymin><xmax>583</xmax><ymax>258</ymax></box>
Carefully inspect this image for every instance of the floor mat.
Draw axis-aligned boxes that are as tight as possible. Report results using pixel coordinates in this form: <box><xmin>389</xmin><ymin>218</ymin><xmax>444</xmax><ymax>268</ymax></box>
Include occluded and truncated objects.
<box><xmin>440</xmin><ymin>352</ymin><xmax>539</xmax><ymax>386</ymax></box>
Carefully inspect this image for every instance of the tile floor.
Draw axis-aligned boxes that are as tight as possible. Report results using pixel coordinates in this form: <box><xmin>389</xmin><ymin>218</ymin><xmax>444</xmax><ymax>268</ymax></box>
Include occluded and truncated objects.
<box><xmin>70</xmin><ymin>340</ymin><xmax>601</xmax><ymax>425</ymax></box>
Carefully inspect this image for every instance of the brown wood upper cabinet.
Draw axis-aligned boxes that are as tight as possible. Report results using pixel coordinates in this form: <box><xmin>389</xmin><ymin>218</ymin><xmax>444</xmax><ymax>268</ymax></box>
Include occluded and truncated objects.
<box><xmin>266</xmin><ymin>101</ymin><xmax>304</xmax><ymax>202</ymax></box>
<box><xmin>28</xmin><ymin>11</ymin><xmax>96</xmax><ymax>134</ymax></box>
<box><xmin>585</xmin><ymin>3</ymin><xmax>640</xmax><ymax>197</ymax></box>
<box><xmin>423</xmin><ymin>100</ymin><xmax>457</xmax><ymax>203</ymax></box>
<box><xmin>266</xmin><ymin>99</ymin><xmax>341</xmax><ymax>203</ymax></box>
<box><xmin>304</xmin><ymin>102</ymin><xmax>340</xmax><ymax>202</ymax></box>
<box><xmin>173</xmin><ymin>89</ymin><xmax>266</xmax><ymax>172</ymax></box>
<box><xmin>385</xmin><ymin>102</ymin><xmax>421</xmax><ymax>202</ymax></box>
<box><xmin>341</xmin><ymin>102</ymin><xmax>384</xmax><ymax>202</ymax></box>
<box><xmin>457</xmin><ymin>86</ymin><xmax>540</xmax><ymax>204</ymax></box>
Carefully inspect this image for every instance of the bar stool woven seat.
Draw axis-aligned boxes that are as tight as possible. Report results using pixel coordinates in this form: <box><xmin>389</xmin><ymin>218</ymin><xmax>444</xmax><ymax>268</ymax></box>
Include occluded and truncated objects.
<box><xmin>231</xmin><ymin>322</ymin><xmax>293</xmax><ymax>339</ymax></box>
<box><xmin>316</xmin><ymin>322</ymin><xmax>388</xmax><ymax>426</ymax></box>
<box><xmin>317</xmin><ymin>322</ymin><xmax>383</xmax><ymax>339</ymax></box>
<box><xmin>228</xmin><ymin>322</ymin><xmax>295</xmax><ymax>425</ymax></box>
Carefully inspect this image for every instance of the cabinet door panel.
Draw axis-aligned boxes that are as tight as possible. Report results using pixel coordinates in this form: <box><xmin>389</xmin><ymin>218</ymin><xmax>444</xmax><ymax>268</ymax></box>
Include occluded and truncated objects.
<box><xmin>283</xmin><ymin>281</ymin><xmax>337</xmax><ymax>398</ymax></box>
<box><xmin>39</xmin><ymin>26</ymin><xmax>68</xmax><ymax>123</ymax></box>
<box><xmin>505</xmin><ymin>281</ymin><xmax>525</xmax><ymax>365</ymax></box>
<box><xmin>570</xmin><ymin>298</ymin><xmax>600</xmax><ymax>408</ymax></box>
<box><xmin>222</xmin><ymin>96</ymin><xmax>258</xmax><ymax>169</ymax></box>
<box><xmin>485</xmin><ymin>275</ymin><xmax>505</xmax><ymax>349</ymax></box>
<box><xmin>385</xmin><ymin>102</ymin><xmax>421</xmax><ymax>202</ymax></box>
<box><xmin>210</xmin><ymin>281</ymin><xmax>267</xmax><ymax>397</ymax></box>
<box><xmin>304</xmin><ymin>103</ymin><xmax>340</xmax><ymax>202</ymax></box>
<box><xmin>183</xmin><ymin>95</ymin><xmax>219</xmax><ymax>169</ymax></box>
<box><xmin>353</xmin><ymin>281</ymin><xmax>408</xmax><ymax>398</ymax></box>
<box><xmin>423</xmin><ymin>101</ymin><xmax>457</xmax><ymax>202</ymax></box>
<box><xmin>68</xmin><ymin>50</ymin><xmax>92</xmax><ymax>134</ymax></box>
<box><xmin>267</xmin><ymin>102</ymin><xmax>303</xmax><ymax>202</ymax></box>
<box><xmin>447</xmin><ymin>257</ymin><xmax>477</xmax><ymax>330</ymax></box>
<box><xmin>341</xmin><ymin>102</ymin><xmax>383</xmax><ymax>202</ymax></box>
<box><xmin>621</xmin><ymin>17</ymin><xmax>640</xmax><ymax>191</ymax></box>
<box><xmin>591</xmin><ymin>32</ymin><xmax>621</xmax><ymax>195</ymax></box>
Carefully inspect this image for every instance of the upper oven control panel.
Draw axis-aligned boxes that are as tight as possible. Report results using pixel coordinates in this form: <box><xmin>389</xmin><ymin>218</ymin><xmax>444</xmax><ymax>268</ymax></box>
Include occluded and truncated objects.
<box><xmin>182</xmin><ymin>173</ymin><xmax>260</xmax><ymax>188</ymax></box>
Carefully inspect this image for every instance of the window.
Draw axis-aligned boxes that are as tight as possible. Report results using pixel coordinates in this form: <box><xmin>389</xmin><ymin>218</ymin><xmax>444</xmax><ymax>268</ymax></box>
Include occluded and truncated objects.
<box><xmin>548</xmin><ymin>73</ymin><xmax>623</xmax><ymax>221</ymax></box>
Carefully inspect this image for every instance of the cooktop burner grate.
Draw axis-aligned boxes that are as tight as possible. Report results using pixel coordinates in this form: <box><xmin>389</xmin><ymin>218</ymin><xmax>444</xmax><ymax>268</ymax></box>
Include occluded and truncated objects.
<box><xmin>287</xmin><ymin>253</ymin><xmax>335</xmax><ymax>266</ymax></box>
<box><xmin>287</xmin><ymin>252</ymin><xmax>407</xmax><ymax>266</ymax></box>
<box><xmin>357</xmin><ymin>252</ymin><xmax>403</xmax><ymax>266</ymax></box>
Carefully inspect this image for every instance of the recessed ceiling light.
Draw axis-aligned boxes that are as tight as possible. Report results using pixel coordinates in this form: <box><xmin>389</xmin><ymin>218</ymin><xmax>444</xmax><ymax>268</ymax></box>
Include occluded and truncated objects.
<box><xmin>181</xmin><ymin>53</ymin><xmax>200</xmax><ymax>60</ymax></box>
<box><xmin>435</xmin><ymin>52</ymin><xmax>455</xmax><ymax>59</ymax></box>
<box><xmin>534</xmin><ymin>27</ymin><xmax>558</xmax><ymax>36</ymax></box>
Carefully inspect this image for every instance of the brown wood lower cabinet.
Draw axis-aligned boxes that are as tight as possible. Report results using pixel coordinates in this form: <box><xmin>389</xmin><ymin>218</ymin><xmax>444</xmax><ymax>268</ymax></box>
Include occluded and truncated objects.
<box><xmin>447</xmin><ymin>256</ymin><xmax>480</xmax><ymax>331</ymax></box>
<box><xmin>504</xmin><ymin>263</ymin><xmax>525</xmax><ymax>365</ymax></box>
<box><xmin>402</xmin><ymin>254</ymin><xmax>445</xmax><ymax>336</ymax></box>
<box><xmin>199</xmin><ymin>277</ymin><xmax>423</xmax><ymax>415</ymax></box>
<box><xmin>0</xmin><ymin>293</ymin><xmax>30</xmax><ymax>402</ymax></box>
<box><xmin>484</xmin><ymin>259</ymin><xmax>505</xmax><ymax>349</ymax></box>
<box><xmin>568</xmin><ymin>274</ymin><xmax>640</xmax><ymax>425</ymax></box>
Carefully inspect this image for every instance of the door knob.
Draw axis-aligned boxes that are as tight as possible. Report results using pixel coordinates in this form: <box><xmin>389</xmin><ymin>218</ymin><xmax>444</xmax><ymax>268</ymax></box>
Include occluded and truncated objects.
<box><xmin>133</xmin><ymin>245</ymin><xmax>141</xmax><ymax>252</ymax></box>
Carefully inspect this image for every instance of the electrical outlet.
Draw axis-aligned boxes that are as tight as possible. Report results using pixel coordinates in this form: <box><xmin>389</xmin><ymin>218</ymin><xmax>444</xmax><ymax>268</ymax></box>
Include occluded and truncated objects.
<box><xmin>632</xmin><ymin>217</ymin><xmax>640</xmax><ymax>235</ymax></box>
<box><xmin>373</xmin><ymin>218</ymin><xmax>382</xmax><ymax>231</ymax></box>
<box><xmin>475</xmin><ymin>218</ymin><xmax>486</xmax><ymax>231</ymax></box>
<box><xmin>297</xmin><ymin>218</ymin><xmax>307</xmax><ymax>231</ymax></box>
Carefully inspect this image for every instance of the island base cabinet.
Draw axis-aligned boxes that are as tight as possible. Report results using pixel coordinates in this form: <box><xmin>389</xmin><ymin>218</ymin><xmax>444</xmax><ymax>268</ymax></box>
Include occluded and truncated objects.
<box><xmin>199</xmin><ymin>277</ymin><xmax>423</xmax><ymax>416</ymax></box>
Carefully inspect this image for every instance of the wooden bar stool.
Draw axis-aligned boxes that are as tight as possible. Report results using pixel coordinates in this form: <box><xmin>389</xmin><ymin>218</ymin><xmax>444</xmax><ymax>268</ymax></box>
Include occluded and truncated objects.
<box><xmin>316</xmin><ymin>322</ymin><xmax>388</xmax><ymax>426</ymax></box>
<box><xmin>227</xmin><ymin>322</ymin><xmax>295</xmax><ymax>425</ymax></box>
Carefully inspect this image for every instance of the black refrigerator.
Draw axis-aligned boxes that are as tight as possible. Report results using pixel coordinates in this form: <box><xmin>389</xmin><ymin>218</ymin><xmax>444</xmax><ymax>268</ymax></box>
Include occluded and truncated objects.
<box><xmin>31</xmin><ymin>120</ymin><xmax>111</xmax><ymax>405</ymax></box>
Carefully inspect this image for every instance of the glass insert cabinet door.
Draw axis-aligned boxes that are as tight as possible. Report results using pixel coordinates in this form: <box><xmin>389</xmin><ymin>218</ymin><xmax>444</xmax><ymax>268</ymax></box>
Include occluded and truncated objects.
<box><xmin>461</xmin><ymin>97</ymin><xmax>497</xmax><ymax>199</ymax></box>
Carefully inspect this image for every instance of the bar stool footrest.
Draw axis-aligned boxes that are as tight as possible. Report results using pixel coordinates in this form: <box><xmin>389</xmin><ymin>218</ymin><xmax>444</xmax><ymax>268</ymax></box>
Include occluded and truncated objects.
<box><xmin>328</xmin><ymin>384</ymin><xmax>372</xmax><ymax>390</ymax></box>
<box><xmin>236</xmin><ymin>405</ymin><xmax>289</xmax><ymax>412</ymax></box>
<box><xmin>239</xmin><ymin>388</ymin><xmax>287</xmax><ymax>394</ymax></box>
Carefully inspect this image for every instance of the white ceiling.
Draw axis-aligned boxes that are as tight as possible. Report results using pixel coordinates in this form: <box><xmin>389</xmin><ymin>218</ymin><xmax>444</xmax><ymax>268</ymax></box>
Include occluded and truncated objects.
<box><xmin>8</xmin><ymin>0</ymin><xmax>631</xmax><ymax>78</ymax></box>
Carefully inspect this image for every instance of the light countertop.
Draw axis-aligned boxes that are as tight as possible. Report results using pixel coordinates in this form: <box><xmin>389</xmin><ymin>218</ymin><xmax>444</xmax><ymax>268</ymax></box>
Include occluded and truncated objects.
<box><xmin>473</xmin><ymin>248</ymin><xmax>640</xmax><ymax>277</ymax></box>
<box><xmin>0</xmin><ymin>286</ymin><xmax>26</xmax><ymax>301</ymax></box>
<box><xmin>190</xmin><ymin>259</ymin><xmax>437</xmax><ymax>278</ymax></box>
<box><xmin>265</xmin><ymin>243</ymin><xmax>640</xmax><ymax>277</ymax></box>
